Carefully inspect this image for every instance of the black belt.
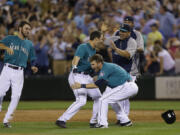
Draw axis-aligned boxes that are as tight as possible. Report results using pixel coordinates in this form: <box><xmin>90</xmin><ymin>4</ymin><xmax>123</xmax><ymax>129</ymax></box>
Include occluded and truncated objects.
<box><xmin>76</xmin><ymin>71</ymin><xmax>89</xmax><ymax>75</ymax></box>
<box><xmin>5</xmin><ymin>64</ymin><xmax>23</xmax><ymax>70</ymax></box>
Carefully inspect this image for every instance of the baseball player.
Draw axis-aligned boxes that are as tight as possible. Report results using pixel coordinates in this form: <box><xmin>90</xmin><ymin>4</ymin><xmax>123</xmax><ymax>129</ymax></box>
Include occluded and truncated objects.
<box><xmin>0</xmin><ymin>21</ymin><xmax>38</xmax><ymax>128</ymax></box>
<box><xmin>55</xmin><ymin>31</ymin><xmax>103</xmax><ymax>128</ymax></box>
<box><xmin>71</xmin><ymin>54</ymin><xmax>138</xmax><ymax>128</ymax></box>
<box><xmin>111</xmin><ymin>16</ymin><xmax>144</xmax><ymax>124</ymax></box>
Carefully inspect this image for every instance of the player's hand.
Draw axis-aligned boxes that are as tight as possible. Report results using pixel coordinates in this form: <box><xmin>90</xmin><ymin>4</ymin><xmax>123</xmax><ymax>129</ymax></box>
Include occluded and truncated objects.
<box><xmin>31</xmin><ymin>66</ymin><xmax>38</xmax><ymax>74</ymax></box>
<box><xmin>71</xmin><ymin>82</ymin><xmax>81</xmax><ymax>89</ymax></box>
<box><xmin>101</xmin><ymin>23</ymin><xmax>108</xmax><ymax>32</ymax></box>
<box><xmin>72</xmin><ymin>67</ymin><xmax>78</xmax><ymax>73</ymax></box>
<box><xmin>93</xmin><ymin>76</ymin><xmax>98</xmax><ymax>81</ymax></box>
<box><xmin>110</xmin><ymin>40</ymin><xmax>117</xmax><ymax>50</ymax></box>
<box><xmin>6</xmin><ymin>47</ymin><xmax>14</xmax><ymax>55</ymax></box>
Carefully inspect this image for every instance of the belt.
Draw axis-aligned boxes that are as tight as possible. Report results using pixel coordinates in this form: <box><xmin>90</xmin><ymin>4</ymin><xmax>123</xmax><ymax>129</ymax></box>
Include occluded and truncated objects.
<box><xmin>5</xmin><ymin>64</ymin><xmax>23</xmax><ymax>70</ymax></box>
<box><xmin>76</xmin><ymin>71</ymin><xmax>89</xmax><ymax>75</ymax></box>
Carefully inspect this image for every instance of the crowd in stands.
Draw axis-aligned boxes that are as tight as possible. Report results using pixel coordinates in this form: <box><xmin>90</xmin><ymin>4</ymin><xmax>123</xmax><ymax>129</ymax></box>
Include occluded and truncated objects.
<box><xmin>0</xmin><ymin>0</ymin><xmax>180</xmax><ymax>76</ymax></box>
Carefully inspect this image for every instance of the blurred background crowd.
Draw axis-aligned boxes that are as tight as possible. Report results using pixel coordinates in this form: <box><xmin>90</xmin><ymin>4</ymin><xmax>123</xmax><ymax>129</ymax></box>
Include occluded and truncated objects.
<box><xmin>0</xmin><ymin>0</ymin><xmax>180</xmax><ymax>76</ymax></box>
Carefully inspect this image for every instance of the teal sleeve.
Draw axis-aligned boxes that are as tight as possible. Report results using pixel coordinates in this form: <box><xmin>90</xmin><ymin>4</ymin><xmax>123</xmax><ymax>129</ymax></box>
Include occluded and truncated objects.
<box><xmin>75</xmin><ymin>45</ymin><xmax>86</xmax><ymax>58</ymax></box>
<box><xmin>29</xmin><ymin>45</ymin><xmax>37</xmax><ymax>61</ymax></box>
<box><xmin>0</xmin><ymin>36</ymin><xmax>11</xmax><ymax>46</ymax></box>
<box><xmin>97</xmin><ymin>70</ymin><xmax>110</xmax><ymax>81</ymax></box>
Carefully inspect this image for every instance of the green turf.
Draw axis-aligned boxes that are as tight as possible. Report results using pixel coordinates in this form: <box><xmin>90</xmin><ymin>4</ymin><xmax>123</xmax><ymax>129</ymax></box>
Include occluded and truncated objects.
<box><xmin>0</xmin><ymin>122</ymin><xmax>179</xmax><ymax>135</ymax></box>
<box><xmin>1</xmin><ymin>101</ymin><xmax>180</xmax><ymax>110</ymax></box>
<box><xmin>1</xmin><ymin>101</ymin><xmax>180</xmax><ymax>135</ymax></box>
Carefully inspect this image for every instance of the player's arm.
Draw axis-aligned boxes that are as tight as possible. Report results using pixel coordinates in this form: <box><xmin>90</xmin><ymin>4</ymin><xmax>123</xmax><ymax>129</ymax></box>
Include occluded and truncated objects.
<box><xmin>156</xmin><ymin>56</ymin><xmax>164</xmax><ymax>75</ymax></box>
<box><xmin>72</xmin><ymin>71</ymin><xmax>109</xmax><ymax>90</ymax></box>
<box><xmin>136</xmin><ymin>31</ymin><xmax>144</xmax><ymax>53</ymax></box>
<box><xmin>71</xmin><ymin>79</ymin><xmax>108</xmax><ymax>89</ymax></box>
<box><xmin>29</xmin><ymin>44</ymin><xmax>38</xmax><ymax>73</ymax></box>
<box><xmin>72</xmin><ymin>45</ymin><xmax>86</xmax><ymax>72</ymax></box>
<box><xmin>100</xmin><ymin>23</ymin><xmax>108</xmax><ymax>40</ymax></box>
<box><xmin>0</xmin><ymin>43</ymin><xmax>14</xmax><ymax>55</ymax></box>
<box><xmin>110</xmin><ymin>41</ymin><xmax>131</xmax><ymax>59</ymax></box>
<box><xmin>71</xmin><ymin>82</ymin><xmax>98</xmax><ymax>89</ymax></box>
<box><xmin>72</xmin><ymin>56</ymin><xmax>80</xmax><ymax>68</ymax></box>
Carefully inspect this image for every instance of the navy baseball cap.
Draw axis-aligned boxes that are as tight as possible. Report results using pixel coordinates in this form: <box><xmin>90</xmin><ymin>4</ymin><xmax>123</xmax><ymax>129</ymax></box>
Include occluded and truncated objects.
<box><xmin>124</xmin><ymin>16</ymin><xmax>134</xmax><ymax>22</ymax></box>
<box><xmin>119</xmin><ymin>24</ymin><xmax>131</xmax><ymax>32</ymax></box>
<box><xmin>150</xmin><ymin>23</ymin><xmax>158</xmax><ymax>27</ymax></box>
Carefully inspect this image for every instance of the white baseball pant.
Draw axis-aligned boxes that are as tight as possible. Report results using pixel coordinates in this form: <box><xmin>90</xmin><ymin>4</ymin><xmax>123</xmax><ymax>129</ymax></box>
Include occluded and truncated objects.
<box><xmin>0</xmin><ymin>63</ymin><xmax>24</xmax><ymax>123</ymax></box>
<box><xmin>98</xmin><ymin>81</ymin><xmax>138</xmax><ymax>126</ymax></box>
<box><xmin>110</xmin><ymin>76</ymin><xmax>136</xmax><ymax>120</ymax></box>
<box><xmin>58</xmin><ymin>71</ymin><xmax>101</xmax><ymax>124</ymax></box>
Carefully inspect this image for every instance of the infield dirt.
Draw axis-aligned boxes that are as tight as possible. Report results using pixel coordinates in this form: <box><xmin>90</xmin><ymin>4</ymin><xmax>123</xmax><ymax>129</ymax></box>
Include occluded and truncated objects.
<box><xmin>0</xmin><ymin>110</ymin><xmax>180</xmax><ymax>122</ymax></box>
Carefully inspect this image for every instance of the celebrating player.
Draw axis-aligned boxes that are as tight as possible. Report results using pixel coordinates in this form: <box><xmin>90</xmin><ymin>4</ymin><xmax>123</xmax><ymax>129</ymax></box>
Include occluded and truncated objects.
<box><xmin>55</xmin><ymin>31</ymin><xmax>103</xmax><ymax>128</ymax></box>
<box><xmin>71</xmin><ymin>54</ymin><xmax>138</xmax><ymax>128</ymax></box>
<box><xmin>110</xmin><ymin>16</ymin><xmax>144</xmax><ymax>125</ymax></box>
<box><xmin>0</xmin><ymin>21</ymin><xmax>38</xmax><ymax>128</ymax></box>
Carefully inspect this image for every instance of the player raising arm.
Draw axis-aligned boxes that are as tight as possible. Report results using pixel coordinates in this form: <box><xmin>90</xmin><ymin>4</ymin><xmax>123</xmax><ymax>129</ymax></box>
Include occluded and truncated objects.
<box><xmin>0</xmin><ymin>21</ymin><xmax>38</xmax><ymax>128</ymax></box>
<box><xmin>55</xmin><ymin>31</ymin><xmax>104</xmax><ymax>128</ymax></box>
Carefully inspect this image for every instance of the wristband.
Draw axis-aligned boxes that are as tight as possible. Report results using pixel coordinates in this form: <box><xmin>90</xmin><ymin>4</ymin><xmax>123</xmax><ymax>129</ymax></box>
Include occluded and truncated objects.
<box><xmin>72</xmin><ymin>65</ymin><xmax>77</xmax><ymax>69</ymax></box>
<box><xmin>81</xmin><ymin>84</ymin><xmax>86</xmax><ymax>88</ymax></box>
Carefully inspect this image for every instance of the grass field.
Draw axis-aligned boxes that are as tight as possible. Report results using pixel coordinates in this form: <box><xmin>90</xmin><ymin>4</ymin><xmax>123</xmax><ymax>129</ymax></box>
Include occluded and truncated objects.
<box><xmin>0</xmin><ymin>101</ymin><xmax>180</xmax><ymax>135</ymax></box>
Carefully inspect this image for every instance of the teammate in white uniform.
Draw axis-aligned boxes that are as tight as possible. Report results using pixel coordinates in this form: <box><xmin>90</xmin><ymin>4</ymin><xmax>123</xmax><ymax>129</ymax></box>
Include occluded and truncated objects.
<box><xmin>55</xmin><ymin>31</ymin><xmax>103</xmax><ymax>128</ymax></box>
<box><xmin>0</xmin><ymin>21</ymin><xmax>38</xmax><ymax>128</ymax></box>
<box><xmin>71</xmin><ymin>54</ymin><xmax>138</xmax><ymax>128</ymax></box>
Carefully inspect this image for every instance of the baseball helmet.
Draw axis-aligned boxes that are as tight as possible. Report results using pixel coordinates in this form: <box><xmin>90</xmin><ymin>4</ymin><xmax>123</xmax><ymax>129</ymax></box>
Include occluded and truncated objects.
<box><xmin>161</xmin><ymin>110</ymin><xmax>176</xmax><ymax>124</ymax></box>
<box><xmin>124</xmin><ymin>16</ymin><xmax>134</xmax><ymax>22</ymax></box>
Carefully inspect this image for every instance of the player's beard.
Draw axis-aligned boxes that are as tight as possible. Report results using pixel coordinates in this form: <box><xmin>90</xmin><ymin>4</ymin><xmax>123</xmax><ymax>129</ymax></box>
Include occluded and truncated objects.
<box><xmin>21</xmin><ymin>29</ymin><xmax>28</xmax><ymax>39</ymax></box>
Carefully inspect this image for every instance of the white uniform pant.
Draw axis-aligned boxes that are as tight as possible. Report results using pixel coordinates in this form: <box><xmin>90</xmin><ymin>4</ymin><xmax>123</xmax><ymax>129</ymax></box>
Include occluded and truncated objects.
<box><xmin>111</xmin><ymin>76</ymin><xmax>136</xmax><ymax>120</ymax></box>
<box><xmin>59</xmin><ymin>72</ymin><xmax>101</xmax><ymax>123</ymax></box>
<box><xmin>0</xmin><ymin>64</ymin><xmax>24</xmax><ymax>123</ymax></box>
<box><xmin>98</xmin><ymin>81</ymin><xmax>138</xmax><ymax>126</ymax></box>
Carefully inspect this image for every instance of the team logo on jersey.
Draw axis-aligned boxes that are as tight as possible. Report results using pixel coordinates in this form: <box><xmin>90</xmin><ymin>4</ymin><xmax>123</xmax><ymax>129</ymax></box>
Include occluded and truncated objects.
<box><xmin>100</xmin><ymin>71</ymin><xmax>104</xmax><ymax>77</ymax></box>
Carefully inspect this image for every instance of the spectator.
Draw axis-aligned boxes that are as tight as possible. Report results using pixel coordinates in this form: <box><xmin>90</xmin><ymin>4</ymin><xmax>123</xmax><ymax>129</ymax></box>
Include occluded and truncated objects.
<box><xmin>154</xmin><ymin>5</ymin><xmax>176</xmax><ymax>44</ymax></box>
<box><xmin>154</xmin><ymin>43</ymin><xmax>176</xmax><ymax>75</ymax></box>
<box><xmin>147</xmin><ymin>23</ymin><xmax>163</xmax><ymax>46</ymax></box>
<box><xmin>166</xmin><ymin>35</ymin><xmax>180</xmax><ymax>59</ymax></box>
<box><xmin>50</xmin><ymin>35</ymin><xmax>67</xmax><ymax>76</ymax></box>
<box><xmin>144</xmin><ymin>40</ymin><xmax>161</xmax><ymax>75</ymax></box>
<box><xmin>34</xmin><ymin>35</ymin><xmax>50</xmax><ymax>75</ymax></box>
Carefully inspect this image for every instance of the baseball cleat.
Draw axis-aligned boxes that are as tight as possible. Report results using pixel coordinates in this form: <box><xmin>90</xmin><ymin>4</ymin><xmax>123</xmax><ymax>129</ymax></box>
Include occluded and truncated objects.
<box><xmin>89</xmin><ymin>123</ymin><xmax>97</xmax><ymax>128</ymax></box>
<box><xmin>94</xmin><ymin>124</ymin><xmax>108</xmax><ymax>128</ymax></box>
<box><xmin>3</xmin><ymin>122</ymin><xmax>12</xmax><ymax>128</ymax></box>
<box><xmin>119</xmin><ymin>121</ymin><xmax>132</xmax><ymax>127</ymax></box>
<box><xmin>55</xmin><ymin>120</ymin><xmax>66</xmax><ymax>128</ymax></box>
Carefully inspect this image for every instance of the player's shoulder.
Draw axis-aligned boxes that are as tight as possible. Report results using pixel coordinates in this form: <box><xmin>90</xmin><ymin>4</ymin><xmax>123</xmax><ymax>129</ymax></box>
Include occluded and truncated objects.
<box><xmin>104</xmin><ymin>62</ymin><xmax>116</xmax><ymax>69</ymax></box>
<box><xmin>128</xmin><ymin>37</ymin><xmax>137</xmax><ymax>46</ymax></box>
<box><xmin>133</xmin><ymin>29</ymin><xmax>140</xmax><ymax>34</ymax></box>
<box><xmin>133</xmin><ymin>29</ymin><xmax>142</xmax><ymax>36</ymax></box>
<box><xmin>24</xmin><ymin>39</ymin><xmax>33</xmax><ymax>47</ymax></box>
<box><xmin>4</xmin><ymin>35</ymin><xmax>16</xmax><ymax>39</ymax></box>
<box><xmin>128</xmin><ymin>37</ymin><xmax>136</xmax><ymax>43</ymax></box>
<box><xmin>77</xmin><ymin>43</ymin><xmax>88</xmax><ymax>49</ymax></box>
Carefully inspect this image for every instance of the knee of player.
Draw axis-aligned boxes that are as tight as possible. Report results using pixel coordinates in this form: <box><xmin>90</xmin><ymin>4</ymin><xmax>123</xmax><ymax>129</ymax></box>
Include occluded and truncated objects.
<box><xmin>78</xmin><ymin>98</ymin><xmax>87</xmax><ymax>107</ymax></box>
<box><xmin>11</xmin><ymin>94</ymin><xmax>21</xmax><ymax>100</ymax></box>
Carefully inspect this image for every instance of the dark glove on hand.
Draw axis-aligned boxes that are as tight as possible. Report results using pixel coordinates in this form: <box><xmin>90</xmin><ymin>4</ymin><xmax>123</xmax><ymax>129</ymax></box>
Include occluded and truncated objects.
<box><xmin>73</xmin><ymin>67</ymin><xmax>78</xmax><ymax>73</ymax></box>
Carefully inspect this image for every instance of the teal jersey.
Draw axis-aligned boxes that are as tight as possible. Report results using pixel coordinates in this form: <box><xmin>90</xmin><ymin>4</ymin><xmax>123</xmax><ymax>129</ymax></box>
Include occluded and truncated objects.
<box><xmin>75</xmin><ymin>43</ymin><xmax>96</xmax><ymax>72</ymax></box>
<box><xmin>0</xmin><ymin>35</ymin><xmax>36</xmax><ymax>68</ymax></box>
<box><xmin>97</xmin><ymin>62</ymin><xmax>132</xmax><ymax>88</ymax></box>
